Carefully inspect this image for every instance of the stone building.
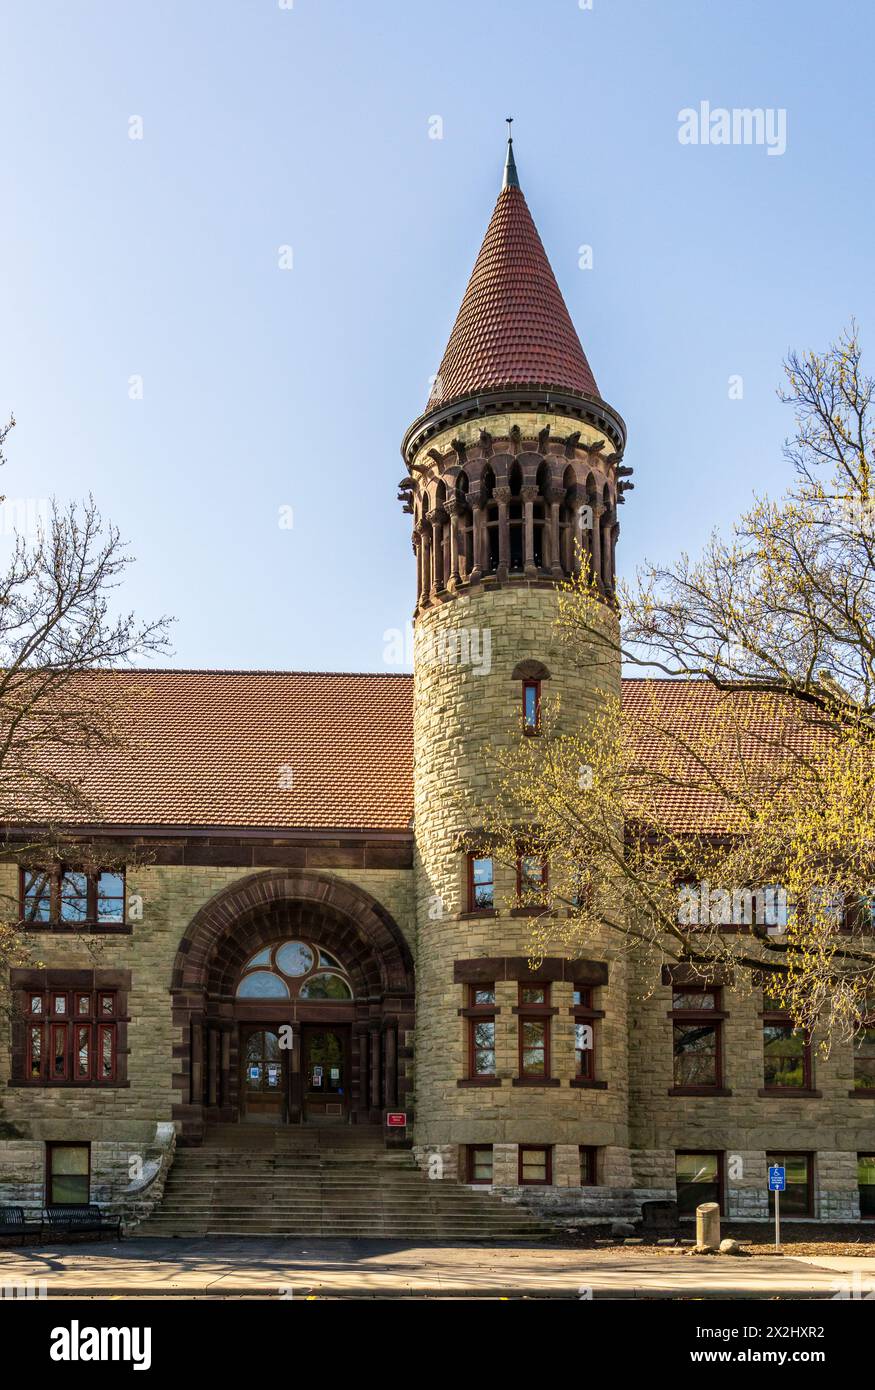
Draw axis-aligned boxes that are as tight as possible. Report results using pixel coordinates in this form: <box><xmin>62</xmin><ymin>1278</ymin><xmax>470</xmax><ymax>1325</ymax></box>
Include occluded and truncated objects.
<box><xmin>1</xmin><ymin>138</ymin><xmax>872</xmax><ymax>1231</ymax></box>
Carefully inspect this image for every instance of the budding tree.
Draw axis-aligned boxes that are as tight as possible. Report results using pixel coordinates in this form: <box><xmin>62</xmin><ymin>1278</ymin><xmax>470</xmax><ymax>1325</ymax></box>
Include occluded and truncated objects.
<box><xmin>0</xmin><ymin>416</ymin><xmax>171</xmax><ymax>968</ymax></box>
<box><xmin>485</xmin><ymin>325</ymin><xmax>875</xmax><ymax>1047</ymax></box>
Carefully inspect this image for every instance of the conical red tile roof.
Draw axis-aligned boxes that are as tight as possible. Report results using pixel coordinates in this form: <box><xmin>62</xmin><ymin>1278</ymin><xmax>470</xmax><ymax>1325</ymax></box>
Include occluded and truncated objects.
<box><xmin>428</xmin><ymin>176</ymin><xmax>599</xmax><ymax>410</ymax></box>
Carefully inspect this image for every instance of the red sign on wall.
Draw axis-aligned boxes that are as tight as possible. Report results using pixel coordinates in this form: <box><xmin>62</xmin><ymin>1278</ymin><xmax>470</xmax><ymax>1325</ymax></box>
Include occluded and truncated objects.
<box><xmin>386</xmin><ymin>1112</ymin><xmax>407</xmax><ymax>1128</ymax></box>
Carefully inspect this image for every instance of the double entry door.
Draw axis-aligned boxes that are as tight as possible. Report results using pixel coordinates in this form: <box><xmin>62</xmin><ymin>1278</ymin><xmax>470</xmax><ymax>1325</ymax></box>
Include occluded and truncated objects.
<box><xmin>241</xmin><ymin>1024</ymin><xmax>349</xmax><ymax>1124</ymax></box>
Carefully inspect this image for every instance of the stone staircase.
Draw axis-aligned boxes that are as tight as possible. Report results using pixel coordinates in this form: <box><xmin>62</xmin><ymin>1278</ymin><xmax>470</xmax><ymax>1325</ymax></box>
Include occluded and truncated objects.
<box><xmin>133</xmin><ymin>1125</ymin><xmax>550</xmax><ymax>1240</ymax></box>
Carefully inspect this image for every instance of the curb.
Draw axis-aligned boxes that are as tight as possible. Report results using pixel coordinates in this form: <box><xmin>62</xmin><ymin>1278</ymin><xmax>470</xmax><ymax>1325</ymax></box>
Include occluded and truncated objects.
<box><xmin>33</xmin><ymin>1284</ymin><xmax>839</xmax><ymax>1300</ymax></box>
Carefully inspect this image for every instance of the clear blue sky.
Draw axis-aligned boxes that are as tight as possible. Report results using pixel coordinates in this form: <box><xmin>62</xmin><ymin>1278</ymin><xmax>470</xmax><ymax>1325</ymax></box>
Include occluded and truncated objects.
<box><xmin>1</xmin><ymin>0</ymin><xmax>872</xmax><ymax>672</ymax></box>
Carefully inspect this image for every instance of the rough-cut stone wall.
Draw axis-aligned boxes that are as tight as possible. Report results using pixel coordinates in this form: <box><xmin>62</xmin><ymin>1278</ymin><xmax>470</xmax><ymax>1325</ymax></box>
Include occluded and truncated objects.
<box><xmin>0</xmin><ymin>1125</ymin><xmax>175</xmax><ymax>1226</ymax></box>
<box><xmin>627</xmin><ymin>960</ymin><xmax>871</xmax><ymax>1219</ymax></box>
<box><xmin>0</xmin><ymin>862</ymin><xmax>414</xmax><ymax>1204</ymax></box>
<box><xmin>411</xmin><ymin>525</ymin><xmax>631</xmax><ymax>1196</ymax></box>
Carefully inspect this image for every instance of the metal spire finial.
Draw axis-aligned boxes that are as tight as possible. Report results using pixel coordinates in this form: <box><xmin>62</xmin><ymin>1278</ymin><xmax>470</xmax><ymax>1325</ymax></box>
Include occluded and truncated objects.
<box><xmin>502</xmin><ymin>117</ymin><xmax>520</xmax><ymax>190</ymax></box>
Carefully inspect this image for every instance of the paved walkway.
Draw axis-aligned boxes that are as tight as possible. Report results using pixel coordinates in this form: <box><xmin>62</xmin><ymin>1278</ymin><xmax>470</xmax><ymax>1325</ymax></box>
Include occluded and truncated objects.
<box><xmin>1</xmin><ymin>1238</ymin><xmax>872</xmax><ymax>1298</ymax></box>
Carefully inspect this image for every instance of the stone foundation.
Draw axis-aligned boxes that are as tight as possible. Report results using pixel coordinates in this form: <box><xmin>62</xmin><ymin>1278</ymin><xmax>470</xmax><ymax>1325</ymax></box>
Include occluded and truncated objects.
<box><xmin>0</xmin><ymin>1124</ymin><xmax>176</xmax><ymax>1229</ymax></box>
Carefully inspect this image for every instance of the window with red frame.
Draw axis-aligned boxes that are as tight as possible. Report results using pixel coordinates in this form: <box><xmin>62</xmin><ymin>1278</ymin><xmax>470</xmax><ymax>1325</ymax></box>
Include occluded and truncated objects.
<box><xmin>518</xmin><ymin>984</ymin><xmax>551</xmax><ymax>1079</ymax></box>
<box><xmin>46</xmin><ymin>1143</ymin><xmax>91</xmax><ymax>1206</ymax></box>
<box><xmin>516</xmin><ymin>855</ymin><xmax>548</xmax><ymax>901</ymax></box>
<box><xmin>467</xmin><ymin>984</ymin><xmax>497</xmax><ymax>1079</ymax></box>
<box><xmin>766</xmin><ymin>1152</ymin><xmax>812</xmax><ymax>1217</ymax></box>
<box><xmin>858</xmin><ymin>1155</ymin><xmax>875</xmax><ymax>1219</ymax></box>
<box><xmin>468</xmin><ymin>1145</ymin><xmax>494</xmax><ymax>1184</ymax></box>
<box><xmin>676</xmin><ymin>1151</ymin><xmax>723</xmax><ymax>1215</ymax></box>
<box><xmin>854</xmin><ymin>1000</ymin><xmax>875</xmax><ymax>1093</ymax></box>
<box><xmin>25</xmin><ymin>991</ymin><xmax>118</xmax><ymax>1084</ymax></box>
<box><xmin>522</xmin><ymin>680</ymin><xmax>540</xmax><ymax>733</ymax></box>
<box><xmin>671</xmin><ymin>986</ymin><xmax>724</xmax><ymax>1091</ymax></box>
<box><xmin>466</xmin><ymin>854</ymin><xmax>495</xmax><ymax>912</ymax></box>
<box><xmin>519</xmin><ymin>1145</ymin><xmax>551</xmax><ymax>1185</ymax></box>
<box><xmin>761</xmin><ymin>986</ymin><xmax>811</xmax><ymax>1091</ymax></box>
<box><xmin>580</xmin><ymin>1146</ymin><xmax>598</xmax><ymax>1186</ymax></box>
<box><xmin>573</xmin><ymin>984</ymin><xmax>601</xmax><ymax>1081</ymax></box>
<box><xmin>21</xmin><ymin>868</ymin><xmax>126</xmax><ymax>927</ymax></box>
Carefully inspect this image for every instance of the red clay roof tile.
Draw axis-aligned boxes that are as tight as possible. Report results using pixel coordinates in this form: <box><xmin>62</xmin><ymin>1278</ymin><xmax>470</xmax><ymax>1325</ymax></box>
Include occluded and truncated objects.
<box><xmin>427</xmin><ymin>185</ymin><xmax>599</xmax><ymax>411</ymax></box>
<box><xmin>34</xmin><ymin>670</ymin><xmax>415</xmax><ymax>834</ymax></box>
<box><xmin>17</xmin><ymin>672</ymin><xmax>808</xmax><ymax>838</ymax></box>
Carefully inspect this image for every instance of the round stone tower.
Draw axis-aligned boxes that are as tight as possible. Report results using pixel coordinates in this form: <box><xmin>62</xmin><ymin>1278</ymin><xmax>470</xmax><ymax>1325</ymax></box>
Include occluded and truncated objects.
<box><xmin>402</xmin><ymin>135</ymin><xmax>635</xmax><ymax>1201</ymax></box>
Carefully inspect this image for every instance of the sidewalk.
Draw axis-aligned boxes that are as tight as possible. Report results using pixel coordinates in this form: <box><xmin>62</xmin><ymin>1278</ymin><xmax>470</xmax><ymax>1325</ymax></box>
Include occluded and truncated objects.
<box><xmin>1</xmin><ymin>1238</ymin><xmax>871</xmax><ymax>1298</ymax></box>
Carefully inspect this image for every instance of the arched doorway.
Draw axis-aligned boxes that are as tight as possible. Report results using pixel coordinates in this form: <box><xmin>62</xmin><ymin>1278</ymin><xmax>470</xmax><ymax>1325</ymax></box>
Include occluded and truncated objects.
<box><xmin>170</xmin><ymin>871</ymin><xmax>415</xmax><ymax>1142</ymax></box>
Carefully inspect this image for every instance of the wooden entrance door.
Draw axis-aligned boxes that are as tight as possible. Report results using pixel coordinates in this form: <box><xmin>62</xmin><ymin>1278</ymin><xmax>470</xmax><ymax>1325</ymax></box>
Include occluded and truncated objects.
<box><xmin>302</xmin><ymin>1025</ymin><xmax>349</xmax><ymax>1123</ymax></box>
<box><xmin>241</xmin><ymin>1028</ymin><xmax>286</xmax><ymax>1123</ymax></box>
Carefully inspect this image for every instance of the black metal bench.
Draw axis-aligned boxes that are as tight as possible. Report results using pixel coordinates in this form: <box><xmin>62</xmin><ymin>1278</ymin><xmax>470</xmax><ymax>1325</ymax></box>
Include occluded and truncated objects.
<box><xmin>0</xmin><ymin>1206</ymin><xmax>30</xmax><ymax>1245</ymax></box>
<box><xmin>41</xmin><ymin>1204</ymin><xmax>122</xmax><ymax>1241</ymax></box>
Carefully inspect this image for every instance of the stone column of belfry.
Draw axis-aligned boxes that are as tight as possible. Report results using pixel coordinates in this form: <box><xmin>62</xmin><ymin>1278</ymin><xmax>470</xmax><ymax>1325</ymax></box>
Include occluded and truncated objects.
<box><xmin>589</xmin><ymin>497</ymin><xmax>604</xmax><ymax>588</ymax></box>
<box><xmin>420</xmin><ymin>524</ymin><xmax>432</xmax><ymax>606</ymax></box>
<box><xmin>401</xmin><ymin>132</ymin><xmax>632</xmax><ymax>1199</ymax></box>
<box><xmin>411</xmin><ymin>522</ymin><xmax>420</xmax><ymax>606</ymax></box>
<box><xmin>470</xmin><ymin>497</ymin><xmax>484</xmax><ymax>582</ymax></box>
<box><xmin>546</xmin><ymin>485</ymin><xmax>563</xmax><ymax>579</ymax></box>
<box><xmin>494</xmin><ymin>485</ymin><xmax>511</xmax><ymax>578</ymax></box>
<box><xmin>522</xmin><ymin>484</ymin><xmax>539</xmax><ymax>577</ymax></box>
<box><xmin>445</xmin><ymin>496</ymin><xmax>461</xmax><ymax>589</ymax></box>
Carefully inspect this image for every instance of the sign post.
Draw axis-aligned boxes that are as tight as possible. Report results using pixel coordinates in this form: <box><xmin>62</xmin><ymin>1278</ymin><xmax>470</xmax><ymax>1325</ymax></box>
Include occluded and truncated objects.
<box><xmin>768</xmin><ymin>1164</ymin><xmax>785</xmax><ymax>1250</ymax></box>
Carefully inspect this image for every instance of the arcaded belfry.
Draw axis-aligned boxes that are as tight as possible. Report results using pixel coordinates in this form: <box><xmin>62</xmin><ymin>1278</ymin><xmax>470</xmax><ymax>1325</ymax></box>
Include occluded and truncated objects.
<box><xmin>402</xmin><ymin>132</ymin><xmax>634</xmax><ymax>1192</ymax></box>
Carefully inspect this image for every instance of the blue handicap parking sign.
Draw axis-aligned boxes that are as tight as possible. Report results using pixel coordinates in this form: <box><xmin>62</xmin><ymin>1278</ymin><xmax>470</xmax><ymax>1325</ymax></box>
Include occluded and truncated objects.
<box><xmin>768</xmin><ymin>1165</ymin><xmax>786</xmax><ymax>1191</ymax></box>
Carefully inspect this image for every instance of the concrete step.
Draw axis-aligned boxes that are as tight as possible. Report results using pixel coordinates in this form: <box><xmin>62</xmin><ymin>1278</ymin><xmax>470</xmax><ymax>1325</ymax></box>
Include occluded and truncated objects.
<box><xmin>134</xmin><ymin>1128</ymin><xmax>552</xmax><ymax>1241</ymax></box>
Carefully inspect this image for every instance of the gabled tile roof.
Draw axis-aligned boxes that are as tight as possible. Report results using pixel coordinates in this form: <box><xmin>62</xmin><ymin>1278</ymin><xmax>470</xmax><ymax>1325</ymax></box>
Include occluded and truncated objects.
<box><xmin>622</xmin><ymin>678</ymin><xmax>821</xmax><ymax>835</ymax></box>
<box><xmin>32</xmin><ymin>670</ymin><xmax>415</xmax><ymax>834</ymax></box>
<box><xmin>427</xmin><ymin>180</ymin><xmax>600</xmax><ymax>411</ymax></box>
<box><xmin>17</xmin><ymin>671</ymin><xmax>811</xmax><ymax>839</ymax></box>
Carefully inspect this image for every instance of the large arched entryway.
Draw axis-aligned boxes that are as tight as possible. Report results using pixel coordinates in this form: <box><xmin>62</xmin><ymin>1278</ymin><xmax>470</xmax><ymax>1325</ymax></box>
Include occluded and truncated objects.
<box><xmin>170</xmin><ymin>871</ymin><xmax>415</xmax><ymax>1142</ymax></box>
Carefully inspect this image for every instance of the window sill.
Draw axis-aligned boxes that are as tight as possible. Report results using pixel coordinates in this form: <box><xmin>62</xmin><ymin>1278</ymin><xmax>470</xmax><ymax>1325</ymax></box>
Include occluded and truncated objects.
<box><xmin>512</xmin><ymin>1077</ymin><xmax>561</xmax><ymax>1088</ymax></box>
<box><xmin>848</xmin><ymin>1089</ymin><xmax>875</xmax><ymax>1098</ymax></box>
<box><xmin>511</xmin><ymin>1005</ymin><xmax>558</xmax><ymax>1016</ymax></box>
<box><xmin>8</xmin><ymin>1080</ymin><xmax>129</xmax><ymax>1089</ymax></box>
<box><xmin>458</xmin><ymin>909</ymin><xmax>498</xmax><ymax>921</ymax></box>
<box><xmin>21</xmin><ymin>922</ymin><xmax>132</xmax><ymax>935</ymax></box>
<box><xmin>667</xmin><ymin>1010</ymin><xmax>729</xmax><ymax>1021</ymax></box>
<box><xmin>509</xmin><ymin>907</ymin><xmax>554</xmax><ymax>918</ymax></box>
<box><xmin>457</xmin><ymin>1077</ymin><xmax>501</xmax><ymax>1088</ymax></box>
<box><xmin>757</xmin><ymin>1088</ymin><xmax>821</xmax><ymax>1098</ymax></box>
<box><xmin>668</xmin><ymin>1086</ymin><xmax>732</xmax><ymax>1097</ymax></box>
<box><xmin>570</xmin><ymin>1078</ymin><xmax>608</xmax><ymax>1089</ymax></box>
<box><xmin>458</xmin><ymin>1006</ymin><xmax>501</xmax><ymax>1018</ymax></box>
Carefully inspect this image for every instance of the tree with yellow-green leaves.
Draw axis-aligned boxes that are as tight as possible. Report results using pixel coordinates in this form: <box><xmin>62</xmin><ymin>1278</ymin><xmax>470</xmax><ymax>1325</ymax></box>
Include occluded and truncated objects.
<box><xmin>484</xmin><ymin>324</ymin><xmax>875</xmax><ymax>1050</ymax></box>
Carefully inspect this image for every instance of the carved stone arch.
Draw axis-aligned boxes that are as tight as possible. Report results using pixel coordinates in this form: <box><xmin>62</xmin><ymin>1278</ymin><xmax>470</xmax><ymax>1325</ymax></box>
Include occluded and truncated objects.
<box><xmin>171</xmin><ymin>870</ymin><xmax>415</xmax><ymax>1138</ymax></box>
<box><xmin>490</xmin><ymin>452</ymin><xmax>514</xmax><ymax>486</ymax></box>
<box><xmin>173</xmin><ymin>869</ymin><xmax>415</xmax><ymax>995</ymax></box>
<box><xmin>517</xmin><ymin>451</ymin><xmax>542</xmax><ymax>486</ymax></box>
<box><xmin>511</xmin><ymin>659</ymin><xmax>552</xmax><ymax>682</ymax></box>
<box><xmin>464</xmin><ymin>457</ymin><xmax>490</xmax><ymax>488</ymax></box>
